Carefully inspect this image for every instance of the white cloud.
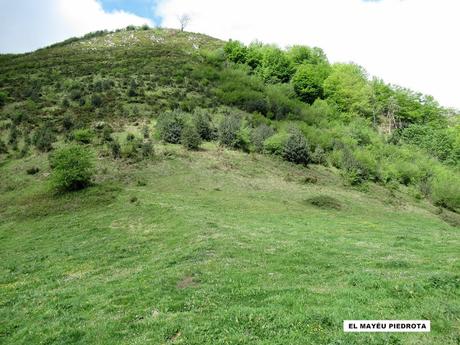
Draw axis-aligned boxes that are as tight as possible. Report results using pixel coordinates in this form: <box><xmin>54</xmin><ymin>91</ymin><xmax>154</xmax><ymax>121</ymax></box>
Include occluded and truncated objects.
<box><xmin>0</xmin><ymin>0</ymin><xmax>152</xmax><ymax>54</ymax></box>
<box><xmin>156</xmin><ymin>0</ymin><xmax>460</xmax><ymax>109</ymax></box>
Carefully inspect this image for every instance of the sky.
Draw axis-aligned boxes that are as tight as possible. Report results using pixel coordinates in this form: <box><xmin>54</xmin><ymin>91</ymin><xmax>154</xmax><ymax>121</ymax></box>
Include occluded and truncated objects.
<box><xmin>0</xmin><ymin>0</ymin><xmax>459</xmax><ymax>109</ymax></box>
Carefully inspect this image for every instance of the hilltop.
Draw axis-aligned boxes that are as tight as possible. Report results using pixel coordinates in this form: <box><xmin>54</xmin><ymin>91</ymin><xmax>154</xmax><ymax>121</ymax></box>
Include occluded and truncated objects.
<box><xmin>0</xmin><ymin>27</ymin><xmax>459</xmax><ymax>345</ymax></box>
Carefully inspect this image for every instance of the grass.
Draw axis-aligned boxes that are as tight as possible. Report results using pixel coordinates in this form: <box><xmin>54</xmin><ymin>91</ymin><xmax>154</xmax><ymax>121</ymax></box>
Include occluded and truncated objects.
<box><xmin>1</xmin><ymin>143</ymin><xmax>459</xmax><ymax>344</ymax></box>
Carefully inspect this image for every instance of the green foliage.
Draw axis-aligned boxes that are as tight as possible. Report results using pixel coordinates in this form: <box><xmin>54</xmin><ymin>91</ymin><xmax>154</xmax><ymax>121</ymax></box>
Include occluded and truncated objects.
<box><xmin>323</xmin><ymin>63</ymin><xmax>372</xmax><ymax>116</ymax></box>
<box><xmin>282</xmin><ymin>129</ymin><xmax>310</xmax><ymax>165</ymax></box>
<box><xmin>218</xmin><ymin>116</ymin><xmax>249</xmax><ymax>150</ymax></box>
<box><xmin>110</xmin><ymin>140</ymin><xmax>121</xmax><ymax>159</ymax></box>
<box><xmin>0</xmin><ymin>91</ymin><xmax>7</xmax><ymax>106</ymax></box>
<box><xmin>193</xmin><ymin>108</ymin><xmax>215</xmax><ymax>141</ymax></box>
<box><xmin>255</xmin><ymin>46</ymin><xmax>294</xmax><ymax>84</ymax></box>
<box><xmin>141</xmin><ymin>140</ymin><xmax>154</xmax><ymax>158</ymax></box>
<box><xmin>307</xmin><ymin>195</ymin><xmax>341</xmax><ymax>210</ymax></box>
<box><xmin>292</xmin><ymin>63</ymin><xmax>330</xmax><ymax>104</ymax></box>
<box><xmin>91</xmin><ymin>94</ymin><xmax>103</xmax><ymax>107</ymax></box>
<box><xmin>224</xmin><ymin>40</ymin><xmax>248</xmax><ymax>64</ymax></box>
<box><xmin>400</xmin><ymin>124</ymin><xmax>456</xmax><ymax>162</ymax></box>
<box><xmin>49</xmin><ymin>144</ymin><xmax>94</xmax><ymax>191</ymax></box>
<box><xmin>431</xmin><ymin>170</ymin><xmax>460</xmax><ymax>211</ymax></box>
<box><xmin>32</xmin><ymin>123</ymin><xmax>56</xmax><ymax>152</ymax></box>
<box><xmin>181</xmin><ymin>124</ymin><xmax>202</xmax><ymax>150</ymax></box>
<box><xmin>263</xmin><ymin>132</ymin><xmax>289</xmax><ymax>155</ymax></box>
<box><xmin>156</xmin><ymin>110</ymin><xmax>186</xmax><ymax>144</ymax></box>
<box><xmin>0</xmin><ymin>139</ymin><xmax>7</xmax><ymax>154</ymax></box>
<box><xmin>72</xmin><ymin>128</ymin><xmax>94</xmax><ymax>144</ymax></box>
<box><xmin>287</xmin><ymin>45</ymin><xmax>328</xmax><ymax>66</ymax></box>
<box><xmin>251</xmin><ymin>124</ymin><xmax>275</xmax><ymax>153</ymax></box>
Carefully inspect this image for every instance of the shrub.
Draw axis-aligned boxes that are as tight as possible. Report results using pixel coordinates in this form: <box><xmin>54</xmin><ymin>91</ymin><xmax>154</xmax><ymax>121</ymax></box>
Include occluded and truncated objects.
<box><xmin>282</xmin><ymin>129</ymin><xmax>310</xmax><ymax>165</ymax></box>
<box><xmin>8</xmin><ymin>124</ymin><xmax>19</xmax><ymax>145</ymax></box>
<box><xmin>311</xmin><ymin>145</ymin><xmax>327</xmax><ymax>165</ymax></box>
<box><xmin>111</xmin><ymin>140</ymin><xmax>121</xmax><ymax>159</ymax></box>
<box><xmin>193</xmin><ymin>109</ymin><xmax>214</xmax><ymax>141</ymax></box>
<box><xmin>33</xmin><ymin>123</ymin><xmax>56</xmax><ymax>152</ymax></box>
<box><xmin>157</xmin><ymin>110</ymin><xmax>186</xmax><ymax>144</ymax></box>
<box><xmin>263</xmin><ymin>132</ymin><xmax>289</xmax><ymax>155</ymax></box>
<box><xmin>26</xmin><ymin>167</ymin><xmax>40</xmax><ymax>175</ymax></box>
<box><xmin>181</xmin><ymin>124</ymin><xmax>202</xmax><ymax>150</ymax></box>
<box><xmin>49</xmin><ymin>145</ymin><xmax>94</xmax><ymax>192</ymax></box>
<box><xmin>431</xmin><ymin>170</ymin><xmax>460</xmax><ymax>211</ymax></box>
<box><xmin>218</xmin><ymin>116</ymin><xmax>249</xmax><ymax>150</ymax></box>
<box><xmin>91</xmin><ymin>94</ymin><xmax>103</xmax><ymax>107</ymax></box>
<box><xmin>0</xmin><ymin>139</ymin><xmax>8</xmax><ymax>154</ymax></box>
<box><xmin>251</xmin><ymin>124</ymin><xmax>274</xmax><ymax>153</ymax></box>
<box><xmin>0</xmin><ymin>91</ymin><xmax>7</xmax><ymax>106</ymax></box>
<box><xmin>142</xmin><ymin>125</ymin><xmax>150</xmax><ymax>139</ymax></box>
<box><xmin>72</xmin><ymin>128</ymin><xmax>93</xmax><ymax>144</ymax></box>
<box><xmin>141</xmin><ymin>140</ymin><xmax>154</xmax><ymax>158</ymax></box>
<box><xmin>62</xmin><ymin>114</ymin><xmax>74</xmax><ymax>131</ymax></box>
<box><xmin>306</xmin><ymin>195</ymin><xmax>341</xmax><ymax>210</ymax></box>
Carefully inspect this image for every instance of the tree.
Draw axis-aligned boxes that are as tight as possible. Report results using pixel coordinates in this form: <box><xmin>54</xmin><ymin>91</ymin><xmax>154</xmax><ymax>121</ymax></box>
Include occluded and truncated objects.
<box><xmin>49</xmin><ymin>145</ymin><xmax>94</xmax><ymax>192</ymax></box>
<box><xmin>323</xmin><ymin>63</ymin><xmax>372</xmax><ymax>116</ymax></box>
<box><xmin>292</xmin><ymin>62</ymin><xmax>330</xmax><ymax>104</ymax></box>
<box><xmin>181</xmin><ymin>124</ymin><xmax>202</xmax><ymax>150</ymax></box>
<box><xmin>282</xmin><ymin>129</ymin><xmax>310</xmax><ymax>165</ymax></box>
<box><xmin>178</xmin><ymin>14</ymin><xmax>191</xmax><ymax>32</ymax></box>
<box><xmin>256</xmin><ymin>46</ymin><xmax>294</xmax><ymax>84</ymax></box>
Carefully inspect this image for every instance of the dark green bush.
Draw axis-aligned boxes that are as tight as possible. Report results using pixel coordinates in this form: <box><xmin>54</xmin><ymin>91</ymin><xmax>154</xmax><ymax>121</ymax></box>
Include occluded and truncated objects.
<box><xmin>0</xmin><ymin>91</ymin><xmax>7</xmax><ymax>106</ymax></box>
<box><xmin>431</xmin><ymin>170</ymin><xmax>460</xmax><ymax>212</ymax></box>
<box><xmin>141</xmin><ymin>140</ymin><xmax>154</xmax><ymax>158</ymax></box>
<box><xmin>251</xmin><ymin>124</ymin><xmax>274</xmax><ymax>153</ymax></box>
<box><xmin>72</xmin><ymin>128</ymin><xmax>94</xmax><ymax>144</ymax></box>
<box><xmin>181</xmin><ymin>124</ymin><xmax>202</xmax><ymax>150</ymax></box>
<box><xmin>26</xmin><ymin>167</ymin><xmax>40</xmax><ymax>175</ymax></box>
<box><xmin>91</xmin><ymin>94</ymin><xmax>103</xmax><ymax>107</ymax></box>
<box><xmin>282</xmin><ymin>129</ymin><xmax>310</xmax><ymax>165</ymax></box>
<box><xmin>49</xmin><ymin>145</ymin><xmax>94</xmax><ymax>192</ymax></box>
<box><xmin>157</xmin><ymin>110</ymin><xmax>186</xmax><ymax>144</ymax></box>
<box><xmin>0</xmin><ymin>139</ymin><xmax>8</xmax><ymax>154</ymax></box>
<box><xmin>306</xmin><ymin>195</ymin><xmax>341</xmax><ymax>210</ymax></box>
<box><xmin>32</xmin><ymin>123</ymin><xmax>56</xmax><ymax>152</ymax></box>
<box><xmin>111</xmin><ymin>140</ymin><xmax>121</xmax><ymax>159</ymax></box>
<box><xmin>193</xmin><ymin>109</ymin><xmax>215</xmax><ymax>141</ymax></box>
<box><xmin>218</xmin><ymin>116</ymin><xmax>249</xmax><ymax>151</ymax></box>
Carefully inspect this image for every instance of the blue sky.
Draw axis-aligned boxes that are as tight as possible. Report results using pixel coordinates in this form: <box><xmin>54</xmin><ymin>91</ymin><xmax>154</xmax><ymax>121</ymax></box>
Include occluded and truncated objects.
<box><xmin>99</xmin><ymin>0</ymin><xmax>161</xmax><ymax>24</ymax></box>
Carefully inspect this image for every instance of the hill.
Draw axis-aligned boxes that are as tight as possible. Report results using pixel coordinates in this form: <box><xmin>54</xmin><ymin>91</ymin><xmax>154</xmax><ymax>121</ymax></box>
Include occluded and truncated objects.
<box><xmin>0</xmin><ymin>27</ymin><xmax>459</xmax><ymax>345</ymax></box>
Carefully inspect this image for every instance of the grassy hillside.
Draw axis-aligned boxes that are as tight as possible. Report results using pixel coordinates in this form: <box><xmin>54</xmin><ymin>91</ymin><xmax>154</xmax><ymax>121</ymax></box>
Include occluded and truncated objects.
<box><xmin>0</xmin><ymin>27</ymin><xmax>459</xmax><ymax>344</ymax></box>
<box><xmin>1</xmin><ymin>141</ymin><xmax>459</xmax><ymax>344</ymax></box>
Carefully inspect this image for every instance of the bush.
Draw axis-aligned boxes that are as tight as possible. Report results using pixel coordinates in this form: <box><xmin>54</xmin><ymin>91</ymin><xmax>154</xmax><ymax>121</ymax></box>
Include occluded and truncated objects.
<box><xmin>49</xmin><ymin>145</ymin><xmax>94</xmax><ymax>192</ymax></box>
<box><xmin>263</xmin><ymin>132</ymin><xmax>289</xmax><ymax>155</ymax></box>
<box><xmin>181</xmin><ymin>124</ymin><xmax>202</xmax><ymax>150</ymax></box>
<box><xmin>141</xmin><ymin>140</ymin><xmax>154</xmax><ymax>158</ymax></box>
<box><xmin>193</xmin><ymin>109</ymin><xmax>215</xmax><ymax>141</ymax></box>
<box><xmin>306</xmin><ymin>195</ymin><xmax>341</xmax><ymax>210</ymax></box>
<box><xmin>251</xmin><ymin>124</ymin><xmax>274</xmax><ymax>153</ymax></box>
<box><xmin>157</xmin><ymin>110</ymin><xmax>186</xmax><ymax>144</ymax></box>
<box><xmin>431</xmin><ymin>170</ymin><xmax>460</xmax><ymax>212</ymax></box>
<box><xmin>26</xmin><ymin>167</ymin><xmax>40</xmax><ymax>175</ymax></box>
<box><xmin>0</xmin><ymin>139</ymin><xmax>7</xmax><ymax>154</ymax></box>
<box><xmin>311</xmin><ymin>145</ymin><xmax>327</xmax><ymax>165</ymax></box>
<box><xmin>218</xmin><ymin>116</ymin><xmax>250</xmax><ymax>151</ymax></box>
<box><xmin>111</xmin><ymin>140</ymin><xmax>121</xmax><ymax>159</ymax></box>
<box><xmin>91</xmin><ymin>94</ymin><xmax>103</xmax><ymax>107</ymax></box>
<box><xmin>32</xmin><ymin>123</ymin><xmax>56</xmax><ymax>152</ymax></box>
<box><xmin>0</xmin><ymin>91</ymin><xmax>7</xmax><ymax>106</ymax></box>
<box><xmin>282</xmin><ymin>129</ymin><xmax>310</xmax><ymax>165</ymax></box>
<box><xmin>72</xmin><ymin>128</ymin><xmax>93</xmax><ymax>144</ymax></box>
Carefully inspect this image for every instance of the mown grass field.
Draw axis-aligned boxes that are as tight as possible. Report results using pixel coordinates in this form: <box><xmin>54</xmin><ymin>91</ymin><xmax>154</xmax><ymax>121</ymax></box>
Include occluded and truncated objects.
<box><xmin>1</xmin><ymin>143</ymin><xmax>459</xmax><ymax>345</ymax></box>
